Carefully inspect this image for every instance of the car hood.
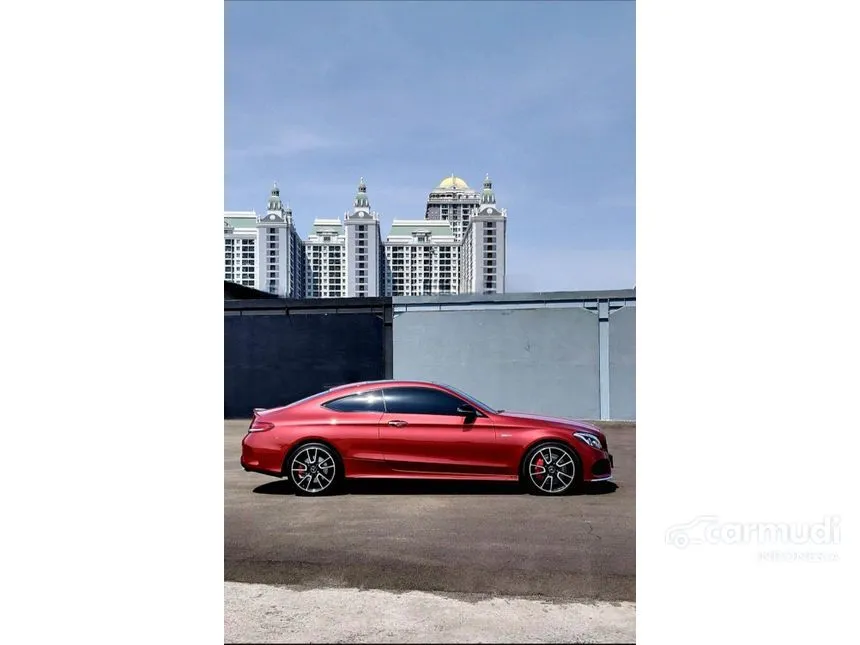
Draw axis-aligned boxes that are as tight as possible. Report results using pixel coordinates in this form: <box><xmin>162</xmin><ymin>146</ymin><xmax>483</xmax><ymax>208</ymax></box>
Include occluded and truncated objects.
<box><xmin>495</xmin><ymin>411</ymin><xmax>604</xmax><ymax>435</ymax></box>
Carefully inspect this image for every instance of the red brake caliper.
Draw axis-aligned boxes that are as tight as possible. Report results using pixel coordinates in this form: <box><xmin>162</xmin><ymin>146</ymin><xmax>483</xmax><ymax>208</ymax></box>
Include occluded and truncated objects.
<box><xmin>297</xmin><ymin>464</ymin><xmax>306</xmax><ymax>477</ymax></box>
<box><xmin>534</xmin><ymin>457</ymin><xmax>545</xmax><ymax>480</ymax></box>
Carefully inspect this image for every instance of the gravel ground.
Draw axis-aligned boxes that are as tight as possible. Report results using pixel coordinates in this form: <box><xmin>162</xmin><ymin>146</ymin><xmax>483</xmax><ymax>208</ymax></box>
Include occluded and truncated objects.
<box><xmin>224</xmin><ymin>581</ymin><xmax>636</xmax><ymax>643</ymax></box>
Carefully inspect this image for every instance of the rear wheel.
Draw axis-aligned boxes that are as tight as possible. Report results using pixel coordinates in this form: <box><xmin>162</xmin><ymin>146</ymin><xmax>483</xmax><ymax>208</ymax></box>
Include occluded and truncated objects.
<box><xmin>287</xmin><ymin>442</ymin><xmax>341</xmax><ymax>497</ymax></box>
<box><xmin>521</xmin><ymin>442</ymin><xmax>580</xmax><ymax>496</ymax></box>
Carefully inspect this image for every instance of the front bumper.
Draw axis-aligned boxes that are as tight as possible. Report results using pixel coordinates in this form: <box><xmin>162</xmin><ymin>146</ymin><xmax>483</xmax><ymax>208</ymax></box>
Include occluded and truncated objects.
<box><xmin>589</xmin><ymin>453</ymin><xmax>613</xmax><ymax>478</ymax></box>
<box><xmin>579</xmin><ymin>445</ymin><xmax>614</xmax><ymax>482</ymax></box>
<box><xmin>573</xmin><ymin>431</ymin><xmax>614</xmax><ymax>482</ymax></box>
<box><xmin>590</xmin><ymin>468</ymin><xmax>614</xmax><ymax>482</ymax></box>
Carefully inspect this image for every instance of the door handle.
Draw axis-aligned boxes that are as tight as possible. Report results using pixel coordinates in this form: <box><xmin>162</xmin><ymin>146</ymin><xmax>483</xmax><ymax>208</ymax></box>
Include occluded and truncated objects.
<box><xmin>388</xmin><ymin>420</ymin><xmax>408</xmax><ymax>427</ymax></box>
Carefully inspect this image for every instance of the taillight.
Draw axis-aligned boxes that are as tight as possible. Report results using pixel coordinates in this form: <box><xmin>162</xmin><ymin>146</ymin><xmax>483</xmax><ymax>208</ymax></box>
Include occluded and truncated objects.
<box><xmin>249</xmin><ymin>419</ymin><xmax>274</xmax><ymax>433</ymax></box>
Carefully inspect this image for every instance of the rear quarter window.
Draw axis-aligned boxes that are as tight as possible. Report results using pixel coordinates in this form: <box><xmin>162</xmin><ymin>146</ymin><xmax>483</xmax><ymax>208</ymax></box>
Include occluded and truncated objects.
<box><xmin>323</xmin><ymin>391</ymin><xmax>386</xmax><ymax>413</ymax></box>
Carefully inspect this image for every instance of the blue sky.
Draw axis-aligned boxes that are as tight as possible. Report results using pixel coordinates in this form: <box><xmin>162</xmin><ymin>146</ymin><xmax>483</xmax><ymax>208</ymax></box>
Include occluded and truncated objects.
<box><xmin>225</xmin><ymin>0</ymin><xmax>635</xmax><ymax>291</ymax></box>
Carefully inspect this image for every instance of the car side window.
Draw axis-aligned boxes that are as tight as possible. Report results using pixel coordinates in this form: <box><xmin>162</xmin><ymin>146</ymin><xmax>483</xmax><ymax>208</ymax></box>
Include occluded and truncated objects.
<box><xmin>381</xmin><ymin>387</ymin><xmax>466</xmax><ymax>416</ymax></box>
<box><xmin>323</xmin><ymin>392</ymin><xmax>385</xmax><ymax>413</ymax></box>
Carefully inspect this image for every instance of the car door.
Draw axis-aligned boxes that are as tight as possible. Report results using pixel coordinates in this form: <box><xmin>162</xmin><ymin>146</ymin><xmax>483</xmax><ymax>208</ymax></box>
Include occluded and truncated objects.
<box><xmin>319</xmin><ymin>390</ymin><xmax>386</xmax><ymax>471</ymax></box>
<box><xmin>378</xmin><ymin>386</ymin><xmax>504</xmax><ymax>476</ymax></box>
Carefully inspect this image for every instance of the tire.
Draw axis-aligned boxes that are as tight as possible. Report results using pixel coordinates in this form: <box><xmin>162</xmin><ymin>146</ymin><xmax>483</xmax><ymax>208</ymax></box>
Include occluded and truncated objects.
<box><xmin>521</xmin><ymin>441</ymin><xmax>581</xmax><ymax>496</ymax></box>
<box><xmin>285</xmin><ymin>442</ymin><xmax>342</xmax><ymax>497</ymax></box>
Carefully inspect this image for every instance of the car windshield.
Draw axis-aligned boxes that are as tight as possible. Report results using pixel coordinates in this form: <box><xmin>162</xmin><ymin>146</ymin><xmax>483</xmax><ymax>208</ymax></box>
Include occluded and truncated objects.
<box><xmin>440</xmin><ymin>383</ymin><xmax>499</xmax><ymax>414</ymax></box>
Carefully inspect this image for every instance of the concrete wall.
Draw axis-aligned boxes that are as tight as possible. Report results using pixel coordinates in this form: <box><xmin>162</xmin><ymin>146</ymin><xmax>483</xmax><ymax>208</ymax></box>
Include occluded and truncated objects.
<box><xmin>223</xmin><ymin>290</ymin><xmax>636</xmax><ymax>420</ymax></box>
<box><xmin>608</xmin><ymin>306</ymin><xmax>636</xmax><ymax>420</ymax></box>
<box><xmin>391</xmin><ymin>290</ymin><xmax>636</xmax><ymax>420</ymax></box>
<box><xmin>393</xmin><ymin>307</ymin><xmax>601</xmax><ymax>420</ymax></box>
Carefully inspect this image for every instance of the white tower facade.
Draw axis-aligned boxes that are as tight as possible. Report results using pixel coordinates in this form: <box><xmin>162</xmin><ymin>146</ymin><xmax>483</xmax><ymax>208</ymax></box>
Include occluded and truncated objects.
<box><xmin>461</xmin><ymin>174</ymin><xmax>507</xmax><ymax>294</ymax></box>
<box><xmin>254</xmin><ymin>183</ymin><xmax>305</xmax><ymax>298</ymax></box>
<box><xmin>344</xmin><ymin>178</ymin><xmax>384</xmax><ymax>297</ymax></box>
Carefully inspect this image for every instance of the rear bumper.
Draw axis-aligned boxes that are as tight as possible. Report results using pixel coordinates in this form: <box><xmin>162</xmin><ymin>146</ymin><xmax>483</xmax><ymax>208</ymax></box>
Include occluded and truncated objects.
<box><xmin>240</xmin><ymin>457</ymin><xmax>282</xmax><ymax>478</ymax></box>
<box><xmin>241</xmin><ymin>432</ymin><xmax>285</xmax><ymax>477</ymax></box>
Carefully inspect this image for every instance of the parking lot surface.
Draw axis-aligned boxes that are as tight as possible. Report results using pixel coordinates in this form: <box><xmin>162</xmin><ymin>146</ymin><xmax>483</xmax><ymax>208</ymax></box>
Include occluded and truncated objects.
<box><xmin>225</xmin><ymin>419</ymin><xmax>636</xmax><ymax>602</ymax></box>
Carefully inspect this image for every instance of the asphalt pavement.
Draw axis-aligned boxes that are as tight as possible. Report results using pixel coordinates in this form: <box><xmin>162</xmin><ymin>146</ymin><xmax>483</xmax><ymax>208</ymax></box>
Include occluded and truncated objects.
<box><xmin>224</xmin><ymin>419</ymin><xmax>636</xmax><ymax>602</ymax></box>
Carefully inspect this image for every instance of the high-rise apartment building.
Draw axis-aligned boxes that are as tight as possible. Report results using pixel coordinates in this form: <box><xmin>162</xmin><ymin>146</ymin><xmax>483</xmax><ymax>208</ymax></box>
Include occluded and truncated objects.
<box><xmin>224</xmin><ymin>183</ymin><xmax>305</xmax><ymax>298</ymax></box>
<box><xmin>384</xmin><ymin>220</ymin><xmax>459</xmax><ymax>296</ymax></box>
<box><xmin>425</xmin><ymin>174</ymin><xmax>481</xmax><ymax>242</ymax></box>
<box><xmin>405</xmin><ymin>173</ymin><xmax>506</xmax><ymax>295</ymax></box>
<box><xmin>224</xmin><ymin>211</ymin><xmax>257</xmax><ymax>288</ymax></box>
<box><xmin>304</xmin><ymin>219</ymin><xmax>345</xmax><ymax>298</ymax></box>
<box><xmin>224</xmin><ymin>174</ymin><xmax>506</xmax><ymax>298</ymax></box>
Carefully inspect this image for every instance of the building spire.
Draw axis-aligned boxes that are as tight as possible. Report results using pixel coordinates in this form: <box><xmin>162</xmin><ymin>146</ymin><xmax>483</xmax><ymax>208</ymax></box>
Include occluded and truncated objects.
<box><xmin>267</xmin><ymin>181</ymin><xmax>283</xmax><ymax>212</ymax></box>
<box><xmin>481</xmin><ymin>173</ymin><xmax>496</xmax><ymax>205</ymax></box>
<box><xmin>354</xmin><ymin>177</ymin><xmax>370</xmax><ymax>210</ymax></box>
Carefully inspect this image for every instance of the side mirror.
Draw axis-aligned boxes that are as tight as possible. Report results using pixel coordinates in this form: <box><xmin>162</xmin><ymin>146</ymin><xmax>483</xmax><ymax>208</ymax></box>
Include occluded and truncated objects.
<box><xmin>457</xmin><ymin>404</ymin><xmax>478</xmax><ymax>417</ymax></box>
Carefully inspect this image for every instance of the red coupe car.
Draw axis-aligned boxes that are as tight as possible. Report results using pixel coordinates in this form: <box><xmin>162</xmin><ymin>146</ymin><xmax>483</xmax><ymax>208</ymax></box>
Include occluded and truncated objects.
<box><xmin>241</xmin><ymin>380</ymin><xmax>614</xmax><ymax>496</ymax></box>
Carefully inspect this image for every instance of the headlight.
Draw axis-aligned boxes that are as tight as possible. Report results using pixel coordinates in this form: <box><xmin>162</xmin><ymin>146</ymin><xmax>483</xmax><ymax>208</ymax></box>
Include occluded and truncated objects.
<box><xmin>573</xmin><ymin>432</ymin><xmax>603</xmax><ymax>450</ymax></box>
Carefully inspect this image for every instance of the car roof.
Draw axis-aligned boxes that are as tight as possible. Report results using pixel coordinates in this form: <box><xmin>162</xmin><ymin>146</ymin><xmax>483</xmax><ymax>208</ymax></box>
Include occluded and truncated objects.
<box><xmin>326</xmin><ymin>379</ymin><xmax>449</xmax><ymax>392</ymax></box>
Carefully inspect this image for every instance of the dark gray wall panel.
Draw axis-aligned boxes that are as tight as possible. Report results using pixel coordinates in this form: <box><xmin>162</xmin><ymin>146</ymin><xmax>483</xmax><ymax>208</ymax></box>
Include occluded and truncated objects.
<box><xmin>224</xmin><ymin>313</ymin><xmax>385</xmax><ymax>418</ymax></box>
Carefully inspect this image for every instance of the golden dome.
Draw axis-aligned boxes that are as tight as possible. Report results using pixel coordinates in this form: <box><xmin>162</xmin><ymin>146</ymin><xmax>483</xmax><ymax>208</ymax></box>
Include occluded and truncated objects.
<box><xmin>436</xmin><ymin>175</ymin><xmax>470</xmax><ymax>190</ymax></box>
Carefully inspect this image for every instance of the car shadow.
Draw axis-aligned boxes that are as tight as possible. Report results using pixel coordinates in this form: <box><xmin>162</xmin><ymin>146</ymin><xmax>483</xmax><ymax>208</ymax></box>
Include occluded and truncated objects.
<box><xmin>252</xmin><ymin>479</ymin><xmax>618</xmax><ymax>497</ymax></box>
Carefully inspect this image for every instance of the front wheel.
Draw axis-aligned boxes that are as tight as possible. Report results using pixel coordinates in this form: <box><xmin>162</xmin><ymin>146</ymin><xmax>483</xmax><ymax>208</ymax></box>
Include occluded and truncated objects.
<box><xmin>287</xmin><ymin>442</ymin><xmax>341</xmax><ymax>497</ymax></box>
<box><xmin>521</xmin><ymin>442</ymin><xmax>581</xmax><ymax>496</ymax></box>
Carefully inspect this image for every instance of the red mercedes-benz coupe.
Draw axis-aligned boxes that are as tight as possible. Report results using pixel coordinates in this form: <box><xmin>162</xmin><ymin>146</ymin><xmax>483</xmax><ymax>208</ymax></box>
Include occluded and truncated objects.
<box><xmin>241</xmin><ymin>380</ymin><xmax>614</xmax><ymax>496</ymax></box>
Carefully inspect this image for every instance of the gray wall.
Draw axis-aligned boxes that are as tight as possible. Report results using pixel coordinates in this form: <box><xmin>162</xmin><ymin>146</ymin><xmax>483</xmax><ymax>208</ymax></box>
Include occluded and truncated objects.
<box><xmin>393</xmin><ymin>307</ymin><xmax>601</xmax><ymax>419</ymax></box>
<box><xmin>391</xmin><ymin>290</ymin><xmax>636</xmax><ymax>420</ymax></box>
<box><xmin>224</xmin><ymin>290</ymin><xmax>636</xmax><ymax>420</ymax></box>
<box><xmin>608</xmin><ymin>306</ymin><xmax>636</xmax><ymax>420</ymax></box>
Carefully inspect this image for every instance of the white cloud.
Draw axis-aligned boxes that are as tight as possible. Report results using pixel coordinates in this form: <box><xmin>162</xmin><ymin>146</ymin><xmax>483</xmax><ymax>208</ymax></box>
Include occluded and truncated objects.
<box><xmin>228</xmin><ymin>127</ymin><xmax>363</xmax><ymax>159</ymax></box>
